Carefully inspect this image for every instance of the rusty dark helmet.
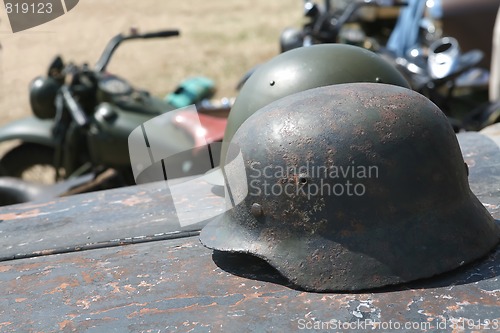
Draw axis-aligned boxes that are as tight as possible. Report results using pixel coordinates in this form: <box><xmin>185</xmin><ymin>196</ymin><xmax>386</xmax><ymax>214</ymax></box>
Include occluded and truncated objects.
<box><xmin>200</xmin><ymin>83</ymin><xmax>499</xmax><ymax>292</ymax></box>
<box><xmin>219</xmin><ymin>44</ymin><xmax>410</xmax><ymax>172</ymax></box>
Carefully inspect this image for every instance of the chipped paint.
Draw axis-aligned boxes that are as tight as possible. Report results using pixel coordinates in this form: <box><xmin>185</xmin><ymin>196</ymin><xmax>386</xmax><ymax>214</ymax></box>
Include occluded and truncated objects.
<box><xmin>112</xmin><ymin>195</ymin><xmax>153</xmax><ymax>207</ymax></box>
<box><xmin>0</xmin><ymin>132</ymin><xmax>497</xmax><ymax>331</ymax></box>
<box><xmin>0</xmin><ymin>266</ymin><xmax>12</xmax><ymax>273</ymax></box>
<box><xmin>0</xmin><ymin>231</ymin><xmax>497</xmax><ymax>332</ymax></box>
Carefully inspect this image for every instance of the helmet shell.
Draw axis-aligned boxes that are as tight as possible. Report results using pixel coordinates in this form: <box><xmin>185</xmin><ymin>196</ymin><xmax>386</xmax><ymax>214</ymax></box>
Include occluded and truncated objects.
<box><xmin>222</xmin><ymin>44</ymin><xmax>410</xmax><ymax>164</ymax></box>
<box><xmin>201</xmin><ymin>83</ymin><xmax>499</xmax><ymax>291</ymax></box>
<box><xmin>29</xmin><ymin>76</ymin><xmax>62</xmax><ymax>119</ymax></box>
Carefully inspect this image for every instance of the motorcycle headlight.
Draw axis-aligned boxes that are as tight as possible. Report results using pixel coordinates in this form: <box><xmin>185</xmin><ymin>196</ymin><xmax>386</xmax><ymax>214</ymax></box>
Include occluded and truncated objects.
<box><xmin>29</xmin><ymin>76</ymin><xmax>61</xmax><ymax>119</ymax></box>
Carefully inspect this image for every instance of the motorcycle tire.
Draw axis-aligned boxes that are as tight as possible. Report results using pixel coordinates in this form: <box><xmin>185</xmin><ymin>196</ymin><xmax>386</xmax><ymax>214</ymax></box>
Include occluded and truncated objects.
<box><xmin>0</xmin><ymin>177</ymin><xmax>44</xmax><ymax>206</ymax></box>
<box><xmin>0</xmin><ymin>143</ymin><xmax>57</xmax><ymax>184</ymax></box>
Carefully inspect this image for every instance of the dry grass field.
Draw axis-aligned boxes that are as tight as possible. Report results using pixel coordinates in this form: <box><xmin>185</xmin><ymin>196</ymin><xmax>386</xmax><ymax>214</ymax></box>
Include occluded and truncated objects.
<box><xmin>0</xmin><ymin>0</ymin><xmax>300</xmax><ymax>125</ymax></box>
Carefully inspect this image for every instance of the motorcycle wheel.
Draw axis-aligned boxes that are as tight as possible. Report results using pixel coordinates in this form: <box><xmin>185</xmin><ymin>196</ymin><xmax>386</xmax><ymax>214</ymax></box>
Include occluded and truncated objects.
<box><xmin>0</xmin><ymin>143</ymin><xmax>57</xmax><ymax>184</ymax></box>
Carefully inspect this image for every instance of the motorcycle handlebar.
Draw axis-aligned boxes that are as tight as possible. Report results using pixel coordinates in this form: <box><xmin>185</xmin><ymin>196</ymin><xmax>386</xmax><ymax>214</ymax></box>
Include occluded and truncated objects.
<box><xmin>140</xmin><ymin>30</ymin><xmax>180</xmax><ymax>39</ymax></box>
<box><xmin>94</xmin><ymin>29</ymin><xmax>180</xmax><ymax>72</ymax></box>
<box><xmin>372</xmin><ymin>0</ymin><xmax>407</xmax><ymax>6</ymax></box>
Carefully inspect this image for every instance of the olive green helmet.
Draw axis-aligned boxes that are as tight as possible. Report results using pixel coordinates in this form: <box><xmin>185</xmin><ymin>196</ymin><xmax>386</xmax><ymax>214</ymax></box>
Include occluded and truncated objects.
<box><xmin>205</xmin><ymin>44</ymin><xmax>410</xmax><ymax>186</ymax></box>
<box><xmin>201</xmin><ymin>83</ymin><xmax>499</xmax><ymax>292</ymax></box>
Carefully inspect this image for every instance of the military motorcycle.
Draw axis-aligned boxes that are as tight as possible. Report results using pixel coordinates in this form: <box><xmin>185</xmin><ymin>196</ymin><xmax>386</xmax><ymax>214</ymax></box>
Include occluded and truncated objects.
<box><xmin>276</xmin><ymin>0</ymin><xmax>500</xmax><ymax>131</ymax></box>
<box><xmin>0</xmin><ymin>28</ymin><xmax>229</xmax><ymax>187</ymax></box>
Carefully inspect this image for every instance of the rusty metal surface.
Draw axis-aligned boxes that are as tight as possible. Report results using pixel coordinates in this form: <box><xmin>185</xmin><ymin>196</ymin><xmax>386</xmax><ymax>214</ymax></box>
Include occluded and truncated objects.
<box><xmin>458</xmin><ymin>131</ymin><xmax>500</xmax><ymax>216</ymax></box>
<box><xmin>0</xmin><ymin>131</ymin><xmax>498</xmax><ymax>332</ymax></box>
<box><xmin>202</xmin><ymin>84</ymin><xmax>500</xmax><ymax>292</ymax></box>
<box><xmin>0</xmin><ymin>229</ymin><xmax>498</xmax><ymax>332</ymax></box>
<box><xmin>0</xmin><ymin>178</ymin><xmax>223</xmax><ymax>261</ymax></box>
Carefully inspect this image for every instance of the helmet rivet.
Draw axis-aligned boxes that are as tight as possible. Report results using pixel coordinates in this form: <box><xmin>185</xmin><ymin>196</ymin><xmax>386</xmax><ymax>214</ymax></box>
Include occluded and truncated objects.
<box><xmin>270</xmin><ymin>80</ymin><xmax>276</xmax><ymax>86</ymax></box>
<box><xmin>298</xmin><ymin>173</ymin><xmax>309</xmax><ymax>184</ymax></box>
<box><xmin>375</xmin><ymin>77</ymin><xmax>382</xmax><ymax>83</ymax></box>
<box><xmin>251</xmin><ymin>203</ymin><xmax>263</xmax><ymax>217</ymax></box>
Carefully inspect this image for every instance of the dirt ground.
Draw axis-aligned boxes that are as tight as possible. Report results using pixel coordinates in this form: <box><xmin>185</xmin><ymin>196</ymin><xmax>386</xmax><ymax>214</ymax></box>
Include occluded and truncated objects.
<box><xmin>0</xmin><ymin>0</ymin><xmax>300</xmax><ymax>125</ymax></box>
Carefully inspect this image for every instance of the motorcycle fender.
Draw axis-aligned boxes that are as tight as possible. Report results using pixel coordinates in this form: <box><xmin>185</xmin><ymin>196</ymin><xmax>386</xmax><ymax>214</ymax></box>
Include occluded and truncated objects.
<box><xmin>0</xmin><ymin>116</ymin><xmax>55</xmax><ymax>147</ymax></box>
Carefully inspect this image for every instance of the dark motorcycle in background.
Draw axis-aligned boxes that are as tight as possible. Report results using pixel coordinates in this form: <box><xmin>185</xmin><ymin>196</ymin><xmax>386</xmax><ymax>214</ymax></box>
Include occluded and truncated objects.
<box><xmin>277</xmin><ymin>0</ymin><xmax>500</xmax><ymax>131</ymax></box>
<box><xmin>279</xmin><ymin>0</ymin><xmax>404</xmax><ymax>52</ymax></box>
<box><xmin>0</xmin><ymin>28</ymin><xmax>230</xmax><ymax>196</ymax></box>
